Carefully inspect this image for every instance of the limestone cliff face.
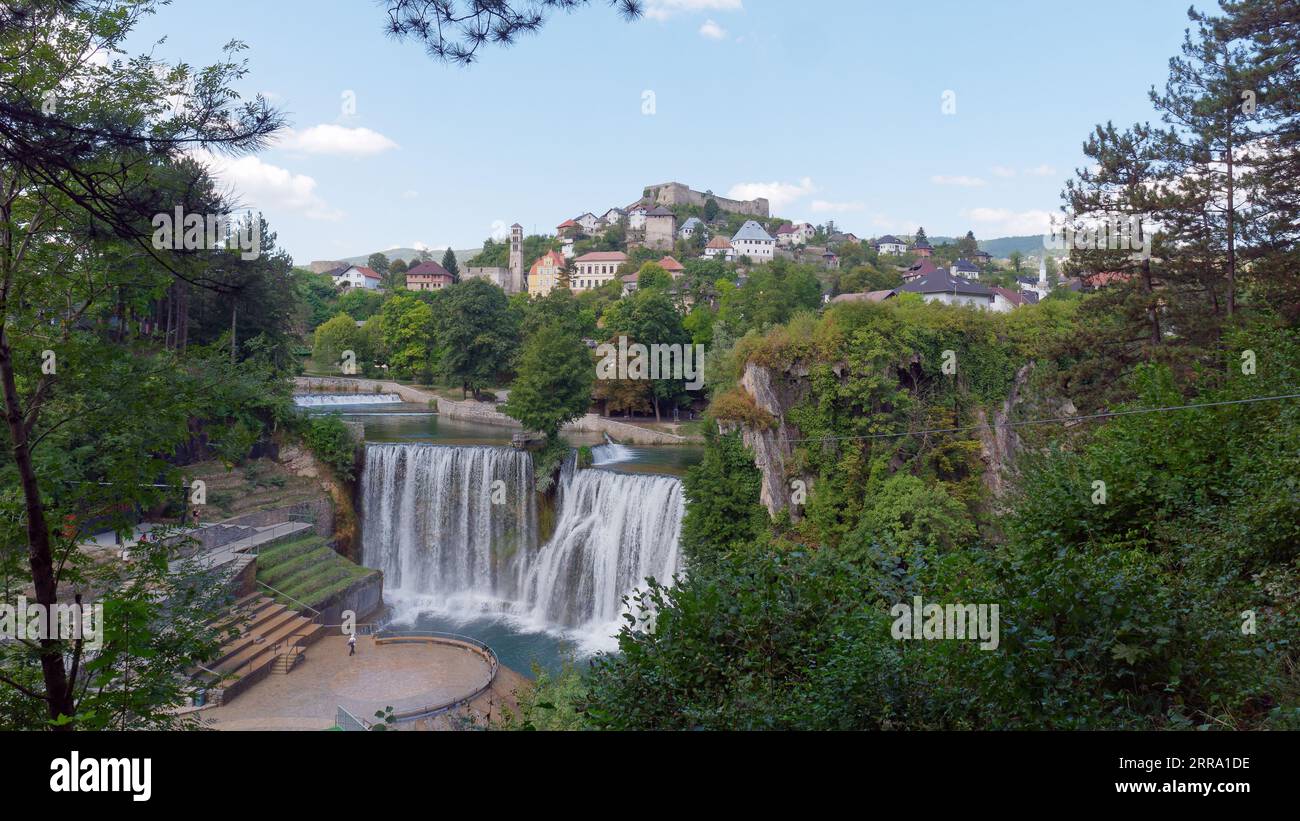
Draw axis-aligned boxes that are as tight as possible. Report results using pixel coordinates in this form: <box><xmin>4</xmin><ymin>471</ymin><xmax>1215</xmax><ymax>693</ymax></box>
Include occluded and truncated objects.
<box><xmin>973</xmin><ymin>363</ymin><xmax>1077</xmax><ymax>502</ymax></box>
<box><xmin>731</xmin><ymin>359</ymin><xmax>1071</xmax><ymax>519</ymax></box>
<box><xmin>732</xmin><ymin>361</ymin><xmax>811</xmax><ymax>518</ymax></box>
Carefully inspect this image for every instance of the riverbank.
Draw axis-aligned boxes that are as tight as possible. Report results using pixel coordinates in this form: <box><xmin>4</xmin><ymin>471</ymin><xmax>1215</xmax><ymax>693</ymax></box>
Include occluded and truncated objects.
<box><xmin>293</xmin><ymin>376</ymin><xmax>703</xmax><ymax>446</ymax></box>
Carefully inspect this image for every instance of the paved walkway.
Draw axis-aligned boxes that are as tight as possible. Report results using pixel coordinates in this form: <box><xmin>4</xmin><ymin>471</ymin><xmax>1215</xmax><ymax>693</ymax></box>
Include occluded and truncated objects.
<box><xmin>197</xmin><ymin>635</ymin><xmax>492</xmax><ymax>731</ymax></box>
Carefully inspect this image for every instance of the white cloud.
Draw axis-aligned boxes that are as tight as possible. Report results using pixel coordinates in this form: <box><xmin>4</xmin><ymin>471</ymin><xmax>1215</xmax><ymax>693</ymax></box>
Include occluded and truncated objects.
<box><xmin>811</xmin><ymin>199</ymin><xmax>865</xmax><ymax>213</ymax></box>
<box><xmin>964</xmin><ymin>207</ymin><xmax>1055</xmax><ymax>236</ymax></box>
<box><xmin>991</xmin><ymin>165</ymin><xmax>1017</xmax><ymax>178</ymax></box>
<box><xmin>931</xmin><ymin>175</ymin><xmax>987</xmax><ymax>187</ymax></box>
<box><xmin>275</xmin><ymin>124</ymin><xmax>398</xmax><ymax>157</ymax></box>
<box><xmin>401</xmin><ymin>190</ymin><xmax>419</xmax><ymax>200</ymax></box>
<box><xmin>645</xmin><ymin>0</ymin><xmax>743</xmax><ymax>21</ymax></box>
<box><xmin>727</xmin><ymin>177</ymin><xmax>816</xmax><ymax>210</ymax></box>
<box><xmin>1025</xmin><ymin>164</ymin><xmax>1058</xmax><ymax>177</ymax></box>
<box><xmin>200</xmin><ymin>152</ymin><xmax>344</xmax><ymax>222</ymax></box>
<box><xmin>698</xmin><ymin>19</ymin><xmax>727</xmax><ymax>39</ymax></box>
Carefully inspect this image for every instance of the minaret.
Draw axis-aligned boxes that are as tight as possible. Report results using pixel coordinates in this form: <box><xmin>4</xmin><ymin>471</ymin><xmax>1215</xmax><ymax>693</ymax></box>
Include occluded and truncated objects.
<box><xmin>1038</xmin><ymin>255</ymin><xmax>1048</xmax><ymax>292</ymax></box>
<box><xmin>509</xmin><ymin>223</ymin><xmax>523</xmax><ymax>294</ymax></box>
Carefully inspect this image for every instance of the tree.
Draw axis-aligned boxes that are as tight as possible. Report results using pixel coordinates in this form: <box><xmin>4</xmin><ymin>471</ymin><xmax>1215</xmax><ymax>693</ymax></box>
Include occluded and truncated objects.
<box><xmin>956</xmin><ymin>230</ymin><xmax>978</xmax><ymax>258</ymax></box>
<box><xmin>601</xmin><ymin>289</ymin><xmax>690</xmax><ymax>421</ymax></box>
<box><xmin>680</xmin><ymin>430</ymin><xmax>767</xmax><ymax>567</ymax></box>
<box><xmin>703</xmin><ymin>197</ymin><xmax>720</xmax><ymax>222</ymax></box>
<box><xmin>0</xmin><ymin>0</ymin><xmax>284</xmax><ymax>728</ymax></box>
<box><xmin>441</xmin><ymin>247</ymin><xmax>460</xmax><ymax>282</ymax></box>
<box><xmin>502</xmin><ymin>325</ymin><xmax>593</xmax><ymax>438</ymax></box>
<box><xmin>1008</xmin><ymin>250</ymin><xmax>1024</xmax><ymax>273</ymax></box>
<box><xmin>636</xmin><ymin>261</ymin><xmax>671</xmax><ymax>291</ymax></box>
<box><xmin>383</xmin><ymin>0</ymin><xmax>643</xmax><ymax>64</ymax></box>
<box><xmin>368</xmin><ymin>252</ymin><xmax>397</xmax><ymax>289</ymax></box>
<box><xmin>378</xmin><ymin>294</ymin><xmax>435</xmax><ymax>380</ymax></box>
<box><xmin>313</xmin><ymin>313</ymin><xmax>364</xmax><ymax>371</ymax></box>
<box><xmin>438</xmin><ymin>279</ymin><xmax>517</xmax><ymax>398</ymax></box>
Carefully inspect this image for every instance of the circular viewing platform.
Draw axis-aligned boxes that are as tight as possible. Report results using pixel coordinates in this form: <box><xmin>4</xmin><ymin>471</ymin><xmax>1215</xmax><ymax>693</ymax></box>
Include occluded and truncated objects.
<box><xmin>198</xmin><ymin>632</ymin><xmax>498</xmax><ymax>731</ymax></box>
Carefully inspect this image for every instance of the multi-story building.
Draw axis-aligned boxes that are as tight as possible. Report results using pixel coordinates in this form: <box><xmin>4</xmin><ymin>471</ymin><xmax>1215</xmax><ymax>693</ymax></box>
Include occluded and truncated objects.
<box><xmin>571</xmin><ymin>251</ymin><xmax>628</xmax><ymax>292</ymax></box>
<box><xmin>404</xmin><ymin>261</ymin><xmax>454</xmax><ymax>291</ymax></box>
<box><xmin>528</xmin><ymin>250</ymin><xmax>566</xmax><ymax>297</ymax></box>
<box><xmin>730</xmin><ymin>220</ymin><xmax>776</xmax><ymax>262</ymax></box>
<box><xmin>644</xmin><ymin>206</ymin><xmax>677</xmax><ymax>250</ymax></box>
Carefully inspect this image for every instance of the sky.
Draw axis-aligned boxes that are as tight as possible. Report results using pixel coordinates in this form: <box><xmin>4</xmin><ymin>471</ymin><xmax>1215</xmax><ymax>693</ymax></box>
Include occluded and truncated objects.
<box><xmin>125</xmin><ymin>0</ymin><xmax>1209</xmax><ymax>264</ymax></box>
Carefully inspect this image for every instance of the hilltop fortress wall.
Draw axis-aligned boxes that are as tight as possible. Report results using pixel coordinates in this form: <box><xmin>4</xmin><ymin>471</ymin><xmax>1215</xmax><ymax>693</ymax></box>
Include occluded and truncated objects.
<box><xmin>643</xmin><ymin>181</ymin><xmax>769</xmax><ymax>218</ymax></box>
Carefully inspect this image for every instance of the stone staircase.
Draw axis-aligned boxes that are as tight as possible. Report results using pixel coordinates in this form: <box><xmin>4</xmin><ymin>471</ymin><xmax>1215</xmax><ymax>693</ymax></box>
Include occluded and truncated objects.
<box><xmin>194</xmin><ymin>593</ymin><xmax>325</xmax><ymax>705</ymax></box>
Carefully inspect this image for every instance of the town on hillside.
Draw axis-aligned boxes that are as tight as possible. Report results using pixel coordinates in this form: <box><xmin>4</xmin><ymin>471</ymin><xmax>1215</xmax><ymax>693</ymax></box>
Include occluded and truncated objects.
<box><xmin>308</xmin><ymin>179</ymin><xmax>1104</xmax><ymax>314</ymax></box>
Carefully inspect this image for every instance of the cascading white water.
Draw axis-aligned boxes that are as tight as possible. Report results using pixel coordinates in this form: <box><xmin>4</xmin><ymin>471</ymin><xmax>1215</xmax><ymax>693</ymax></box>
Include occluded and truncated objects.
<box><xmin>591</xmin><ymin>433</ymin><xmax>634</xmax><ymax>465</ymax></box>
<box><xmin>295</xmin><ymin>393</ymin><xmax>403</xmax><ymax>407</ymax></box>
<box><xmin>360</xmin><ymin>444</ymin><xmax>535</xmax><ymax>606</ymax></box>
<box><xmin>519</xmin><ymin>467</ymin><xmax>682</xmax><ymax>628</ymax></box>
<box><xmin>359</xmin><ymin>443</ymin><xmax>683</xmax><ymax>645</ymax></box>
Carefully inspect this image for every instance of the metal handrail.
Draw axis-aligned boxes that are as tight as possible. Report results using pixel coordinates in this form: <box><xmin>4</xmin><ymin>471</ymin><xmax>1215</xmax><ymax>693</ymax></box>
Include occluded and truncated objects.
<box><xmin>370</xmin><ymin>630</ymin><xmax>500</xmax><ymax>723</ymax></box>
<box><xmin>256</xmin><ymin>580</ymin><xmax>323</xmax><ymax>625</ymax></box>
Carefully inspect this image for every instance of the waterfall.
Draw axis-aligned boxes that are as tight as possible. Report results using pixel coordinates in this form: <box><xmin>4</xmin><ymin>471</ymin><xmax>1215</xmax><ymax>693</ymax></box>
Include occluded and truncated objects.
<box><xmin>359</xmin><ymin>443</ymin><xmax>683</xmax><ymax>644</ymax></box>
<box><xmin>295</xmin><ymin>393</ymin><xmax>403</xmax><ymax>407</ymax></box>
<box><xmin>519</xmin><ymin>467</ymin><xmax>683</xmax><ymax>629</ymax></box>
<box><xmin>591</xmin><ymin>433</ymin><xmax>635</xmax><ymax>465</ymax></box>
<box><xmin>360</xmin><ymin>444</ymin><xmax>535</xmax><ymax>608</ymax></box>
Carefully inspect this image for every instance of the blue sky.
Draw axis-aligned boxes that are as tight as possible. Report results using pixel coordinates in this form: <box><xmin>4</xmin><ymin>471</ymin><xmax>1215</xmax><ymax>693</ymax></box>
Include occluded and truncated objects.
<box><xmin>126</xmin><ymin>0</ymin><xmax>1207</xmax><ymax>263</ymax></box>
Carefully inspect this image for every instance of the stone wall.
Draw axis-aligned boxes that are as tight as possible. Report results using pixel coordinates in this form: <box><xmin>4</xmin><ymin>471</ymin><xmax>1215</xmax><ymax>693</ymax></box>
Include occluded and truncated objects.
<box><xmin>644</xmin><ymin>181</ymin><xmax>769</xmax><ymax>218</ymax></box>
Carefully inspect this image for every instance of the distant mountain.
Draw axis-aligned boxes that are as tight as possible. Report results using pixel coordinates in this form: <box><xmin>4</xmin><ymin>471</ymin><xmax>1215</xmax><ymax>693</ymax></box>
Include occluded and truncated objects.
<box><xmin>907</xmin><ymin>235</ymin><xmax>1057</xmax><ymax>259</ymax></box>
<box><xmin>340</xmin><ymin>247</ymin><xmax>483</xmax><ymax>268</ymax></box>
<box><xmin>977</xmin><ymin>235</ymin><xmax>1056</xmax><ymax>259</ymax></box>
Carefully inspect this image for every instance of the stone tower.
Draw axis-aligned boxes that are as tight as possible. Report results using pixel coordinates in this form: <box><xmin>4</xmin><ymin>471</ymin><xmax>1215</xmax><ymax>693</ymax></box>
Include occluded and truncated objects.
<box><xmin>509</xmin><ymin>223</ymin><xmax>523</xmax><ymax>294</ymax></box>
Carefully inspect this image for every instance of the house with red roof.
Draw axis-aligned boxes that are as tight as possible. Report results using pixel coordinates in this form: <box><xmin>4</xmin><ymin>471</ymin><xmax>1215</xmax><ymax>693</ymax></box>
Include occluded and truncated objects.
<box><xmin>528</xmin><ymin>250</ymin><xmax>567</xmax><ymax>297</ymax></box>
<box><xmin>405</xmin><ymin>261</ymin><xmax>455</xmax><ymax>292</ymax></box>
<box><xmin>704</xmin><ymin>234</ymin><xmax>735</xmax><ymax>261</ymax></box>
<box><xmin>332</xmin><ymin>265</ymin><xmax>383</xmax><ymax>290</ymax></box>
<box><xmin>657</xmin><ymin>256</ymin><xmax>685</xmax><ymax>278</ymax></box>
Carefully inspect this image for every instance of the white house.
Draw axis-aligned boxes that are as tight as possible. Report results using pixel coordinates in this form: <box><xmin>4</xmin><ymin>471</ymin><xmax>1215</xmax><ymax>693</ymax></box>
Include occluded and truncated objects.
<box><xmin>874</xmin><ymin>235</ymin><xmax>908</xmax><ymax>256</ymax></box>
<box><xmin>626</xmin><ymin>203</ymin><xmax>648</xmax><ymax>231</ymax></box>
<box><xmin>731</xmin><ymin>220</ymin><xmax>776</xmax><ymax>262</ymax></box>
<box><xmin>571</xmin><ymin>250</ymin><xmax>628</xmax><ymax>292</ymax></box>
<box><xmin>704</xmin><ymin>235</ymin><xmax>735</xmax><ymax>261</ymax></box>
<box><xmin>679</xmin><ymin>216</ymin><xmax>706</xmax><ymax>240</ymax></box>
<box><xmin>990</xmin><ymin>286</ymin><xmax>1028</xmax><ymax>313</ymax></box>
<box><xmin>601</xmin><ymin>207</ymin><xmax>626</xmax><ymax>225</ymax></box>
<box><xmin>791</xmin><ymin>222</ymin><xmax>816</xmax><ymax>245</ymax></box>
<box><xmin>774</xmin><ymin>223</ymin><xmax>797</xmax><ymax>247</ymax></box>
<box><xmin>898</xmin><ymin>269</ymin><xmax>994</xmax><ymax>308</ymax></box>
<box><xmin>575</xmin><ymin>212</ymin><xmax>601</xmax><ymax>234</ymax></box>
<box><xmin>332</xmin><ymin>265</ymin><xmax>382</xmax><ymax>290</ymax></box>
